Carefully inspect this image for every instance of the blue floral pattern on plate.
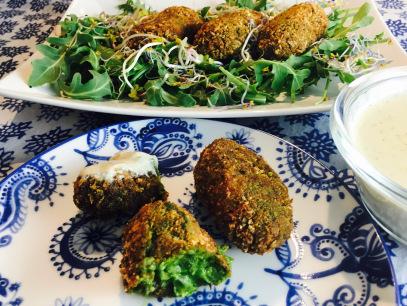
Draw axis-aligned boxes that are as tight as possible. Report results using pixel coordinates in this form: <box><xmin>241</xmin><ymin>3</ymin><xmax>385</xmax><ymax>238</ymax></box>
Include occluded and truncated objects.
<box><xmin>265</xmin><ymin>207</ymin><xmax>392</xmax><ymax>305</ymax></box>
<box><xmin>274</xmin><ymin>140</ymin><xmax>355</xmax><ymax>202</ymax></box>
<box><xmin>149</xmin><ymin>280</ymin><xmax>265</xmax><ymax>306</ymax></box>
<box><xmin>74</xmin><ymin>118</ymin><xmax>203</xmax><ymax>177</ymax></box>
<box><xmin>0</xmin><ymin>119</ymin><xmax>399</xmax><ymax>305</ymax></box>
<box><xmin>54</xmin><ymin>296</ymin><xmax>89</xmax><ymax>306</ymax></box>
<box><xmin>0</xmin><ymin>274</ymin><xmax>22</xmax><ymax>306</ymax></box>
<box><xmin>225</xmin><ymin>128</ymin><xmax>261</xmax><ymax>153</ymax></box>
<box><xmin>0</xmin><ymin>155</ymin><xmax>66</xmax><ymax>247</ymax></box>
<box><xmin>49</xmin><ymin>213</ymin><xmax>125</xmax><ymax>280</ymax></box>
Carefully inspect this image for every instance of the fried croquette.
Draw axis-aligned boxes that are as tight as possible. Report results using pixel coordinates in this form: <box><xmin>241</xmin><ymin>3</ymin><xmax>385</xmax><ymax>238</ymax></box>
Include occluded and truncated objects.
<box><xmin>194</xmin><ymin>9</ymin><xmax>264</xmax><ymax>60</ymax></box>
<box><xmin>257</xmin><ymin>3</ymin><xmax>328</xmax><ymax>59</ymax></box>
<box><xmin>193</xmin><ymin>138</ymin><xmax>293</xmax><ymax>254</ymax></box>
<box><xmin>73</xmin><ymin>151</ymin><xmax>168</xmax><ymax>216</ymax></box>
<box><xmin>129</xmin><ymin>6</ymin><xmax>203</xmax><ymax>47</ymax></box>
<box><xmin>120</xmin><ymin>200</ymin><xmax>231</xmax><ymax>297</ymax></box>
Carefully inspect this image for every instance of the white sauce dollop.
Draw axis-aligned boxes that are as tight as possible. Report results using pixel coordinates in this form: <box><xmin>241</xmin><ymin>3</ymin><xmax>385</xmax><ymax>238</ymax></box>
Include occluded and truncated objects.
<box><xmin>352</xmin><ymin>94</ymin><xmax>407</xmax><ymax>187</ymax></box>
<box><xmin>79</xmin><ymin>151</ymin><xmax>159</xmax><ymax>181</ymax></box>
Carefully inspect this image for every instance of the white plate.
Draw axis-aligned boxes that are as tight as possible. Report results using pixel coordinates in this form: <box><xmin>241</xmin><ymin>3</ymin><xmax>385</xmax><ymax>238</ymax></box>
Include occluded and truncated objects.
<box><xmin>0</xmin><ymin>0</ymin><xmax>406</xmax><ymax>118</ymax></box>
<box><xmin>0</xmin><ymin>118</ymin><xmax>397</xmax><ymax>305</ymax></box>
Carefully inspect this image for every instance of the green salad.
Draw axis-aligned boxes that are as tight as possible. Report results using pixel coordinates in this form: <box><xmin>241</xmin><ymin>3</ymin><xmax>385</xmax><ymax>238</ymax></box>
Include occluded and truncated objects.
<box><xmin>28</xmin><ymin>0</ymin><xmax>388</xmax><ymax>107</ymax></box>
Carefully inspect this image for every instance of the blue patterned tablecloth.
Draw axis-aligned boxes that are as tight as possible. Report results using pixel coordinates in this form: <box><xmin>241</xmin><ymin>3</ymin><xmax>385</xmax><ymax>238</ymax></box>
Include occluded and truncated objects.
<box><xmin>0</xmin><ymin>0</ymin><xmax>406</xmax><ymax>304</ymax></box>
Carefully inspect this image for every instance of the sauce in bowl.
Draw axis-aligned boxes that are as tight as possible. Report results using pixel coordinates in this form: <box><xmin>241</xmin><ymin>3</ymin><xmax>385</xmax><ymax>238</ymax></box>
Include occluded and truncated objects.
<box><xmin>331</xmin><ymin>66</ymin><xmax>407</xmax><ymax>243</ymax></box>
<box><xmin>352</xmin><ymin>94</ymin><xmax>407</xmax><ymax>187</ymax></box>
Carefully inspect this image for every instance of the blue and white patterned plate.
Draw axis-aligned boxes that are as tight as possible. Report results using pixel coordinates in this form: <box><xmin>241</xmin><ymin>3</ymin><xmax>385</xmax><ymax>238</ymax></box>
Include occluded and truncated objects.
<box><xmin>0</xmin><ymin>118</ymin><xmax>397</xmax><ymax>305</ymax></box>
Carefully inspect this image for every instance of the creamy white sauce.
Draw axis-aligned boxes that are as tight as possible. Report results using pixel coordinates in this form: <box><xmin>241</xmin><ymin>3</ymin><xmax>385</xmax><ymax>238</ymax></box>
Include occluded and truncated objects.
<box><xmin>352</xmin><ymin>94</ymin><xmax>407</xmax><ymax>187</ymax></box>
<box><xmin>79</xmin><ymin>151</ymin><xmax>159</xmax><ymax>181</ymax></box>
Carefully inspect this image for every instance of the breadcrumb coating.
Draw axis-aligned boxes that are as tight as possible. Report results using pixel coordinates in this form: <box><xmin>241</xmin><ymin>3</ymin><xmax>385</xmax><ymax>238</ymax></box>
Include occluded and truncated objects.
<box><xmin>257</xmin><ymin>3</ymin><xmax>328</xmax><ymax>59</ymax></box>
<box><xmin>194</xmin><ymin>138</ymin><xmax>293</xmax><ymax>254</ymax></box>
<box><xmin>194</xmin><ymin>9</ymin><xmax>265</xmax><ymax>60</ymax></box>
<box><xmin>129</xmin><ymin>6</ymin><xmax>203</xmax><ymax>47</ymax></box>
<box><xmin>120</xmin><ymin>200</ymin><xmax>230</xmax><ymax>296</ymax></box>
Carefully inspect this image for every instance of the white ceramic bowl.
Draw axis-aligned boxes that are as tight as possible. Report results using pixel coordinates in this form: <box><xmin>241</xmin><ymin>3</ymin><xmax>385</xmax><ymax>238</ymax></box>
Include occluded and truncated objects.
<box><xmin>330</xmin><ymin>66</ymin><xmax>407</xmax><ymax>243</ymax></box>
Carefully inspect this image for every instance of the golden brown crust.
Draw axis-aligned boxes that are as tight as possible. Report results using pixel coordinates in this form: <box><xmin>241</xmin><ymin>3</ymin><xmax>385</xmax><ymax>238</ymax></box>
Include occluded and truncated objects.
<box><xmin>257</xmin><ymin>2</ymin><xmax>328</xmax><ymax>59</ymax></box>
<box><xmin>73</xmin><ymin>173</ymin><xmax>168</xmax><ymax>216</ymax></box>
<box><xmin>193</xmin><ymin>138</ymin><xmax>293</xmax><ymax>254</ymax></box>
<box><xmin>129</xmin><ymin>6</ymin><xmax>203</xmax><ymax>47</ymax></box>
<box><xmin>120</xmin><ymin>200</ymin><xmax>228</xmax><ymax>293</ymax></box>
<box><xmin>194</xmin><ymin>9</ymin><xmax>265</xmax><ymax>60</ymax></box>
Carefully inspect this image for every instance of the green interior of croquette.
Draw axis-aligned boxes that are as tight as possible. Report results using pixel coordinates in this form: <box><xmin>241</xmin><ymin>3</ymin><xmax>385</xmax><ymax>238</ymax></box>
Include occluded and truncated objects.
<box><xmin>133</xmin><ymin>248</ymin><xmax>231</xmax><ymax>297</ymax></box>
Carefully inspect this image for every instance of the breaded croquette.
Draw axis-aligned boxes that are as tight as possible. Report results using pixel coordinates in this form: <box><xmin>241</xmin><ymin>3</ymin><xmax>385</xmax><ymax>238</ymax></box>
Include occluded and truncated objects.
<box><xmin>194</xmin><ymin>9</ymin><xmax>264</xmax><ymax>60</ymax></box>
<box><xmin>257</xmin><ymin>3</ymin><xmax>328</xmax><ymax>59</ymax></box>
<box><xmin>120</xmin><ymin>200</ymin><xmax>231</xmax><ymax>297</ymax></box>
<box><xmin>194</xmin><ymin>138</ymin><xmax>293</xmax><ymax>254</ymax></box>
<box><xmin>73</xmin><ymin>151</ymin><xmax>168</xmax><ymax>216</ymax></box>
<box><xmin>129</xmin><ymin>6</ymin><xmax>203</xmax><ymax>47</ymax></box>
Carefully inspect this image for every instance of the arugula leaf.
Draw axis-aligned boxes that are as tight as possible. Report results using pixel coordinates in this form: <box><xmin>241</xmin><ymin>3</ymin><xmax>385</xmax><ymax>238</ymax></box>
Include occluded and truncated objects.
<box><xmin>255</xmin><ymin>60</ymin><xmax>310</xmax><ymax>100</ymax></box>
<box><xmin>36</xmin><ymin>44</ymin><xmax>60</xmax><ymax>60</ymax></box>
<box><xmin>208</xmin><ymin>89</ymin><xmax>220</xmax><ymax>106</ymax></box>
<box><xmin>97</xmin><ymin>45</ymin><xmax>115</xmax><ymax>59</ymax></box>
<box><xmin>59</xmin><ymin>70</ymin><xmax>112</xmax><ymax>100</ymax></box>
<box><xmin>330</xmin><ymin>3</ymin><xmax>374</xmax><ymax>38</ymax></box>
<box><xmin>28</xmin><ymin>55</ymin><xmax>64</xmax><ymax>87</ymax></box>
<box><xmin>80</xmin><ymin>49</ymin><xmax>100</xmax><ymax>70</ymax></box>
<box><xmin>286</xmin><ymin>52</ymin><xmax>313</xmax><ymax>68</ymax></box>
<box><xmin>219</xmin><ymin>67</ymin><xmax>247</xmax><ymax>88</ymax></box>
<box><xmin>318</xmin><ymin>39</ymin><xmax>347</xmax><ymax>52</ymax></box>
<box><xmin>160</xmin><ymin>90</ymin><xmax>179</xmax><ymax>106</ymax></box>
<box><xmin>118</xmin><ymin>0</ymin><xmax>136</xmax><ymax>14</ymax></box>
<box><xmin>145</xmin><ymin>80</ymin><xmax>164</xmax><ymax>106</ymax></box>
<box><xmin>208</xmin><ymin>88</ymin><xmax>234</xmax><ymax>106</ymax></box>
<box><xmin>271</xmin><ymin>63</ymin><xmax>289</xmax><ymax>92</ymax></box>
<box><xmin>200</xmin><ymin>6</ymin><xmax>210</xmax><ymax>18</ymax></box>
<box><xmin>290</xmin><ymin>68</ymin><xmax>311</xmax><ymax>100</ymax></box>
<box><xmin>253</xmin><ymin>0</ymin><xmax>267</xmax><ymax>11</ymax></box>
<box><xmin>77</xmin><ymin>33</ymin><xmax>97</xmax><ymax>49</ymax></box>
<box><xmin>60</xmin><ymin>16</ymin><xmax>79</xmax><ymax>35</ymax></box>
<box><xmin>252</xmin><ymin>61</ymin><xmax>270</xmax><ymax>83</ymax></box>
<box><xmin>128</xmin><ymin>63</ymin><xmax>149</xmax><ymax>83</ymax></box>
<box><xmin>66</xmin><ymin>45</ymin><xmax>89</xmax><ymax>62</ymax></box>
<box><xmin>225</xmin><ymin>0</ymin><xmax>267</xmax><ymax>11</ymax></box>
<box><xmin>218</xmin><ymin>67</ymin><xmax>269</xmax><ymax>104</ymax></box>
<box><xmin>352</xmin><ymin>2</ymin><xmax>372</xmax><ymax>26</ymax></box>
<box><xmin>337</xmin><ymin>70</ymin><xmax>355</xmax><ymax>83</ymax></box>
<box><xmin>176</xmin><ymin>92</ymin><xmax>197</xmax><ymax>107</ymax></box>
<box><xmin>118</xmin><ymin>0</ymin><xmax>150</xmax><ymax>15</ymax></box>
<box><xmin>47</xmin><ymin>36</ymin><xmax>72</xmax><ymax>46</ymax></box>
<box><xmin>226</xmin><ymin>0</ymin><xmax>254</xmax><ymax>9</ymax></box>
<box><xmin>144</xmin><ymin>80</ymin><xmax>191</xmax><ymax>106</ymax></box>
<box><xmin>245</xmin><ymin>92</ymin><xmax>267</xmax><ymax>104</ymax></box>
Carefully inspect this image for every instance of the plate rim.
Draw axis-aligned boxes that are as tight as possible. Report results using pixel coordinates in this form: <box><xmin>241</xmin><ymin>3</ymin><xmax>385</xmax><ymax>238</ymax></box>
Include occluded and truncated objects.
<box><xmin>0</xmin><ymin>0</ymin><xmax>406</xmax><ymax>118</ymax></box>
<box><xmin>0</xmin><ymin>85</ymin><xmax>334</xmax><ymax>118</ymax></box>
<box><xmin>0</xmin><ymin>117</ymin><xmax>400</xmax><ymax>303</ymax></box>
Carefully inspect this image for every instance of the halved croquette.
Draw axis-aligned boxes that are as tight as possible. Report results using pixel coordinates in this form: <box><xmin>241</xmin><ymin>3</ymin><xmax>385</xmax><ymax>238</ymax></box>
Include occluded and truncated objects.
<box><xmin>120</xmin><ymin>200</ymin><xmax>231</xmax><ymax>297</ymax></box>
<box><xmin>73</xmin><ymin>151</ymin><xmax>168</xmax><ymax>216</ymax></box>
